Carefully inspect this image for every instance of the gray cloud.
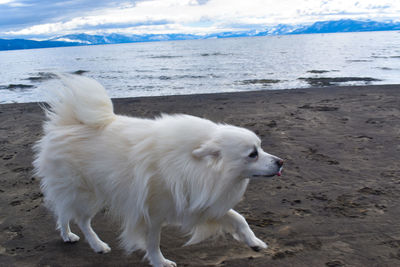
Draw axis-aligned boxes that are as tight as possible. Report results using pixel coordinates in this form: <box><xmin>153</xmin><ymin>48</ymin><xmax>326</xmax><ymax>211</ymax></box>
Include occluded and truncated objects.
<box><xmin>73</xmin><ymin>19</ymin><xmax>172</xmax><ymax>31</ymax></box>
<box><xmin>0</xmin><ymin>0</ymin><xmax>143</xmax><ymax>34</ymax></box>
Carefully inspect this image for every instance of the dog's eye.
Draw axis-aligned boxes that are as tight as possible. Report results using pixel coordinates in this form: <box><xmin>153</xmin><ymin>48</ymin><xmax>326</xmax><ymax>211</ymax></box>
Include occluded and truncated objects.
<box><xmin>248</xmin><ymin>149</ymin><xmax>258</xmax><ymax>159</ymax></box>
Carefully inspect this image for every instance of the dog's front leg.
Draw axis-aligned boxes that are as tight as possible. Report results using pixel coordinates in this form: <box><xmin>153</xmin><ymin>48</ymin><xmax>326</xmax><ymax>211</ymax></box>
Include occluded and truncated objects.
<box><xmin>220</xmin><ymin>209</ymin><xmax>267</xmax><ymax>251</ymax></box>
<box><xmin>145</xmin><ymin>223</ymin><xmax>177</xmax><ymax>267</ymax></box>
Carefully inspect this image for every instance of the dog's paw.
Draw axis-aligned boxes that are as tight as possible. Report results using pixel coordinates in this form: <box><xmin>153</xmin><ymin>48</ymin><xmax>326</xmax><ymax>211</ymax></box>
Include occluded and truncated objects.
<box><xmin>151</xmin><ymin>259</ymin><xmax>177</xmax><ymax>267</ymax></box>
<box><xmin>249</xmin><ymin>237</ymin><xmax>268</xmax><ymax>252</ymax></box>
<box><xmin>92</xmin><ymin>241</ymin><xmax>111</xmax><ymax>254</ymax></box>
<box><xmin>162</xmin><ymin>259</ymin><xmax>177</xmax><ymax>267</ymax></box>
<box><xmin>63</xmin><ymin>233</ymin><xmax>80</xmax><ymax>243</ymax></box>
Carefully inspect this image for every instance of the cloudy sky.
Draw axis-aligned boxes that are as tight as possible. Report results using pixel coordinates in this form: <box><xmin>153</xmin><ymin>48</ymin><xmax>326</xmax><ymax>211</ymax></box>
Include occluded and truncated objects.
<box><xmin>1</xmin><ymin>0</ymin><xmax>399</xmax><ymax>39</ymax></box>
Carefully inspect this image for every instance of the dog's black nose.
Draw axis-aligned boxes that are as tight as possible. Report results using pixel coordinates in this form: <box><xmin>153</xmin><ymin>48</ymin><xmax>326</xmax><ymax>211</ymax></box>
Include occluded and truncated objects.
<box><xmin>276</xmin><ymin>159</ymin><xmax>284</xmax><ymax>167</ymax></box>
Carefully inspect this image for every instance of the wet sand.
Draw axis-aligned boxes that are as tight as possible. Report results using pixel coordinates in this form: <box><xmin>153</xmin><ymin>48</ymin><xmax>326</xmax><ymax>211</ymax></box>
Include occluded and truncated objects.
<box><xmin>1</xmin><ymin>85</ymin><xmax>400</xmax><ymax>266</ymax></box>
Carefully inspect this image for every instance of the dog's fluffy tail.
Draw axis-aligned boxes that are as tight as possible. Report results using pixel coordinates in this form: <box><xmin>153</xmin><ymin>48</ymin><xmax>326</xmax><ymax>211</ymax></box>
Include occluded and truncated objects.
<box><xmin>43</xmin><ymin>74</ymin><xmax>116</xmax><ymax>128</ymax></box>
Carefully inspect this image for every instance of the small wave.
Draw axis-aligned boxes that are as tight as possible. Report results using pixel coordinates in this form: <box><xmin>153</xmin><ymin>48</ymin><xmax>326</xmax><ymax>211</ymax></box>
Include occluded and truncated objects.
<box><xmin>25</xmin><ymin>72</ymin><xmax>57</xmax><ymax>82</ymax></box>
<box><xmin>178</xmin><ymin>75</ymin><xmax>209</xmax><ymax>79</ymax></box>
<box><xmin>298</xmin><ymin>77</ymin><xmax>381</xmax><ymax>87</ymax></box>
<box><xmin>346</xmin><ymin>59</ymin><xmax>373</xmax><ymax>63</ymax></box>
<box><xmin>157</xmin><ymin>75</ymin><xmax>215</xmax><ymax>80</ymax></box>
<box><xmin>72</xmin><ymin>70</ymin><xmax>89</xmax><ymax>75</ymax></box>
<box><xmin>377</xmin><ymin>67</ymin><xmax>394</xmax><ymax>71</ymax></box>
<box><xmin>135</xmin><ymin>70</ymin><xmax>154</xmax><ymax>73</ymax></box>
<box><xmin>0</xmin><ymin>84</ymin><xmax>35</xmax><ymax>90</ymax></box>
<box><xmin>149</xmin><ymin>55</ymin><xmax>183</xmax><ymax>59</ymax></box>
<box><xmin>239</xmin><ymin>79</ymin><xmax>280</xmax><ymax>86</ymax></box>
<box><xmin>200</xmin><ymin>52</ymin><xmax>232</xmax><ymax>57</ymax></box>
<box><xmin>127</xmin><ymin>85</ymin><xmax>155</xmax><ymax>91</ymax></box>
<box><xmin>307</xmin><ymin>70</ymin><xmax>330</xmax><ymax>74</ymax></box>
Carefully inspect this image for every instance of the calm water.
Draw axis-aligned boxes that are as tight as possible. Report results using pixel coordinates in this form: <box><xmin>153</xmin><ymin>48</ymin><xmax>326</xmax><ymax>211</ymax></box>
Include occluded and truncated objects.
<box><xmin>1</xmin><ymin>31</ymin><xmax>400</xmax><ymax>104</ymax></box>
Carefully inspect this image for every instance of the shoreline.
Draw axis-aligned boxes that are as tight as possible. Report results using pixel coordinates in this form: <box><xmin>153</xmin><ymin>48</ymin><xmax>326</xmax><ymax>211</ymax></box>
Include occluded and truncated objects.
<box><xmin>1</xmin><ymin>83</ymin><xmax>400</xmax><ymax>107</ymax></box>
<box><xmin>1</xmin><ymin>84</ymin><xmax>399</xmax><ymax>266</ymax></box>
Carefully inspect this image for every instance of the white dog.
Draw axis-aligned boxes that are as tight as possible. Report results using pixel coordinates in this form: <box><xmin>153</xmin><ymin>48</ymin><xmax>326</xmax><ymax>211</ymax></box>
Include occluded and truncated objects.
<box><xmin>33</xmin><ymin>75</ymin><xmax>283</xmax><ymax>267</ymax></box>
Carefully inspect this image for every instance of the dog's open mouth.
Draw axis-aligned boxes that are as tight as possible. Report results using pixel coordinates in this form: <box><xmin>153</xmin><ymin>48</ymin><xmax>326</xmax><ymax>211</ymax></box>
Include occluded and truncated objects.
<box><xmin>253</xmin><ymin>167</ymin><xmax>283</xmax><ymax>178</ymax></box>
<box><xmin>277</xmin><ymin>167</ymin><xmax>283</xmax><ymax>176</ymax></box>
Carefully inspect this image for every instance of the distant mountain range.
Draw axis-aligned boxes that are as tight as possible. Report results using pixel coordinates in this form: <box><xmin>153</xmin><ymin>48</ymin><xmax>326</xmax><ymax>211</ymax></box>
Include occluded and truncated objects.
<box><xmin>0</xmin><ymin>38</ymin><xmax>80</xmax><ymax>51</ymax></box>
<box><xmin>1</xmin><ymin>19</ymin><xmax>400</xmax><ymax>51</ymax></box>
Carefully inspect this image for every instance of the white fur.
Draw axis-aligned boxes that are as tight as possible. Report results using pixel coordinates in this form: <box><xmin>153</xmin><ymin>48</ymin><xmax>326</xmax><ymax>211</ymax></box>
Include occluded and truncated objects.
<box><xmin>33</xmin><ymin>75</ymin><xmax>283</xmax><ymax>267</ymax></box>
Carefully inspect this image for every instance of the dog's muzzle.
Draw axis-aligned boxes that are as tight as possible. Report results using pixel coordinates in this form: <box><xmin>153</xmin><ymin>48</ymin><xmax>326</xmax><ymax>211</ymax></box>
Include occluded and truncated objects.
<box><xmin>276</xmin><ymin>159</ymin><xmax>284</xmax><ymax>176</ymax></box>
<box><xmin>253</xmin><ymin>158</ymin><xmax>284</xmax><ymax>178</ymax></box>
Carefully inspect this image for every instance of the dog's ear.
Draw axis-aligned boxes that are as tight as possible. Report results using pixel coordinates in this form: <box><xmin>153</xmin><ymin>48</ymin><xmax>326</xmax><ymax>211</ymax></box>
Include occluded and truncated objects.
<box><xmin>192</xmin><ymin>141</ymin><xmax>220</xmax><ymax>158</ymax></box>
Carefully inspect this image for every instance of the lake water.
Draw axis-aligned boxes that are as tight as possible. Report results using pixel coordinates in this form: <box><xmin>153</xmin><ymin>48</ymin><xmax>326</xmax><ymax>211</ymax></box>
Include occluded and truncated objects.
<box><xmin>1</xmin><ymin>31</ymin><xmax>400</xmax><ymax>104</ymax></box>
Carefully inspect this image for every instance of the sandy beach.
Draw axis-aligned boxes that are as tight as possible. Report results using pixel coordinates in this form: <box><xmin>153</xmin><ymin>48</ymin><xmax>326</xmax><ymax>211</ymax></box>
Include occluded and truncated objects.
<box><xmin>1</xmin><ymin>84</ymin><xmax>399</xmax><ymax>266</ymax></box>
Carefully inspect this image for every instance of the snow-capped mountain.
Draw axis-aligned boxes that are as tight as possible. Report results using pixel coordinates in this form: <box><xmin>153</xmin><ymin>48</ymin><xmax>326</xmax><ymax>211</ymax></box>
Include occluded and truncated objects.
<box><xmin>1</xmin><ymin>19</ymin><xmax>400</xmax><ymax>51</ymax></box>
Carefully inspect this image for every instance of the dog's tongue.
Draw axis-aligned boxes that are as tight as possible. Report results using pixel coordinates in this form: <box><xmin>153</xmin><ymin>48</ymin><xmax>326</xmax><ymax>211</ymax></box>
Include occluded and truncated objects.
<box><xmin>277</xmin><ymin>169</ymin><xmax>283</xmax><ymax>176</ymax></box>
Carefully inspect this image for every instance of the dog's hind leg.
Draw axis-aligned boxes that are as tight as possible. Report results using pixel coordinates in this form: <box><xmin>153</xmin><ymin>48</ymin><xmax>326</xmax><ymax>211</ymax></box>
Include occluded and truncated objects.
<box><xmin>145</xmin><ymin>223</ymin><xmax>176</xmax><ymax>267</ymax></box>
<box><xmin>58</xmin><ymin>215</ymin><xmax>80</xmax><ymax>243</ymax></box>
<box><xmin>43</xmin><ymin>180</ymin><xmax>80</xmax><ymax>243</ymax></box>
<box><xmin>219</xmin><ymin>209</ymin><xmax>267</xmax><ymax>251</ymax></box>
<box><xmin>76</xmin><ymin>216</ymin><xmax>111</xmax><ymax>254</ymax></box>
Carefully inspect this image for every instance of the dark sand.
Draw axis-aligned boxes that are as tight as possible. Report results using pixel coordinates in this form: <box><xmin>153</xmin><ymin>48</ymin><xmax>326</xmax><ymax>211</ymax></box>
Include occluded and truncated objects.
<box><xmin>1</xmin><ymin>85</ymin><xmax>400</xmax><ymax>266</ymax></box>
